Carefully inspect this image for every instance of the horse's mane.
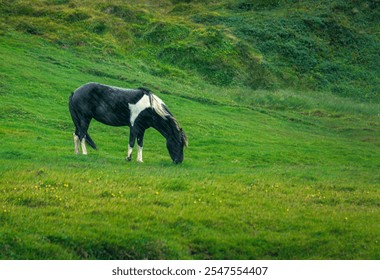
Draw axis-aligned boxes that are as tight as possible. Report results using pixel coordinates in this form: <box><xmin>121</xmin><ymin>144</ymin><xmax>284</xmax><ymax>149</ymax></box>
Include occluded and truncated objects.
<box><xmin>146</xmin><ymin>90</ymin><xmax>188</xmax><ymax>147</ymax></box>
<box><xmin>137</xmin><ymin>87</ymin><xmax>169</xmax><ymax>119</ymax></box>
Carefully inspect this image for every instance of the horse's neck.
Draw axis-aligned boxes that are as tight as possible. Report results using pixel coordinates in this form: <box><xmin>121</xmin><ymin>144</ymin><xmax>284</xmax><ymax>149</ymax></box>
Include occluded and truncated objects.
<box><xmin>152</xmin><ymin>118</ymin><xmax>172</xmax><ymax>140</ymax></box>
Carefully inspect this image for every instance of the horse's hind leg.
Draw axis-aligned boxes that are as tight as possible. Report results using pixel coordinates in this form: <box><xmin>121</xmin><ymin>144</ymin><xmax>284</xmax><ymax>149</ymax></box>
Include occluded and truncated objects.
<box><xmin>76</xmin><ymin>117</ymin><xmax>91</xmax><ymax>155</ymax></box>
<box><xmin>81</xmin><ymin>138</ymin><xmax>88</xmax><ymax>155</ymax></box>
<box><xmin>73</xmin><ymin>132</ymin><xmax>80</xmax><ymax>154</ymax></box>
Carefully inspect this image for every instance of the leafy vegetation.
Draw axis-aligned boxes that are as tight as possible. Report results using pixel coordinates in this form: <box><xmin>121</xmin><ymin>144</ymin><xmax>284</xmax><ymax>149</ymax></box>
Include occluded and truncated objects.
<box><xmin>0</xmin><ymin>0</ymin><xmax>379</xmax><ymax>259</ymax></box>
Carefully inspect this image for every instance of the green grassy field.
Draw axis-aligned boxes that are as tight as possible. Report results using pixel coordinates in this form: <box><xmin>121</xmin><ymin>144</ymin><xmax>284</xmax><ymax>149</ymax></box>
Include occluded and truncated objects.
<box><xmin>1</xmin><ymin>0</ymin><xmax>380</xmax><ymax>259</ymax></box>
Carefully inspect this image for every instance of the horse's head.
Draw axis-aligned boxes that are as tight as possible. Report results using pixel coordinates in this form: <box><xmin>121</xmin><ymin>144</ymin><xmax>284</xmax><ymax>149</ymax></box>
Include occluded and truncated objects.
<box><xmin>149</xmin><ymin>94</ymin><xmax>188</xmax><ymax>164</ymax></box>
<box><xmin>166</xmin><ymin>119</ymin><xmax>188</xmax><ymax>164</ymax></box>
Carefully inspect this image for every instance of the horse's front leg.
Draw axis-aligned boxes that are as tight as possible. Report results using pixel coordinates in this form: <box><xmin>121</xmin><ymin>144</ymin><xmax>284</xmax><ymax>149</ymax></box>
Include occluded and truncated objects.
<box><xmin>136</xmin><ymin>130</ymin><xmax>145</xmax><ymax>163</ymax></box>
<box><xmin>126</xmin><ymin>128</ymin><xmax>136</xmax><ymax>161</ymax></box>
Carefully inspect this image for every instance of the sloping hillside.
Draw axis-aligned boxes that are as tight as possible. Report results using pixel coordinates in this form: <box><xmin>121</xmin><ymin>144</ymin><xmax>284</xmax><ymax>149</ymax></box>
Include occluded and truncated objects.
<box><xmin>0</xmin><ymin>0</ymin><xmax>379</xmax><ymax>260</ymax></box>
<box><xmin>1</xmin><ymin>0</ymin><xmax>379</xmax><ymax>100</ymax></box>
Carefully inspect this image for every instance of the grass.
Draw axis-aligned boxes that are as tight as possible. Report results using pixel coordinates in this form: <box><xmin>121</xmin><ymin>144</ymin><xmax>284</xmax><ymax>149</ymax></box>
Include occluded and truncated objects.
<box><xmin>1</xmin><ymin>0</ymin><xmax>380</xmax><ymax>260</ymax></box>
<box><xmin>1</xmin><ymin>31</ymin><xmax>379</xmax><ymax>260</ymax></box>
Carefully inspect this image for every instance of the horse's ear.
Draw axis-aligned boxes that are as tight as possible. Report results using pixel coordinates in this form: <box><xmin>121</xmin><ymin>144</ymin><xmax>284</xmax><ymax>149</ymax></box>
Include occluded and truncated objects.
<box><xmin>181</xmin><ymin>128</ymin><xmax>188</xmax><ymax>147</ymax></box>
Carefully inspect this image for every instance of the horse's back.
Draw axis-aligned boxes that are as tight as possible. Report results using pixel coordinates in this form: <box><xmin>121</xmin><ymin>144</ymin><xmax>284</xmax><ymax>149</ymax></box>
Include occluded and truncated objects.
<box><xmin>70</xmin><ymin>82</ymin><xmax>100</xmax><ymax>105</ymax></box>
<box><xmin>72</xmin><ymin>82</ymin><xmax>144</xmax><ymax>104</ymax></box>
<box><xmin>70</xmin><ymin>83</ymin><xmax>145</xmax><ymax>126</ymax></box>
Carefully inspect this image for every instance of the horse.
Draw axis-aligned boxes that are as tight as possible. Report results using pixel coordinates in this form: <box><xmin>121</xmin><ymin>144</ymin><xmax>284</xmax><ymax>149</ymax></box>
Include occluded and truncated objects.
<box><xmin>69</xmin><ymin>82</ymin><xmax>188</xmax><ymax>164</ymax></box>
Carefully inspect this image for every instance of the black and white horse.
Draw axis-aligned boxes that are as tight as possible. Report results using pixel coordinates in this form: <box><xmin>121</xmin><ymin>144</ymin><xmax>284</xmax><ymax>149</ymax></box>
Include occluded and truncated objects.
<box><xmin>69</xmin><ymin>82</ymin><xmax>188</xmax><ymax>164</ymax></box>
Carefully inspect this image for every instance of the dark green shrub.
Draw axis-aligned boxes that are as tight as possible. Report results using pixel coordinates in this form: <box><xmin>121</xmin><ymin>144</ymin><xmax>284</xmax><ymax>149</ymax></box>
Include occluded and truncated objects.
<box><xmin>16</xmin><ymin>21</ymin><xmax>43</xmax><ymax>35</ymax></box>
<box><xmin>88</xmin><ymin>20</ymin><xmax>107</xmax><ymax>35</ymax></box>
<box><xmin>64</xmin><ymin>11</ymin><xmax>91</xmax><ymax>23</ymax></box>
<box><xmin>143</xmin><ymin>22</ymin><xmax>190</xmax><ymax>45</ymax></box>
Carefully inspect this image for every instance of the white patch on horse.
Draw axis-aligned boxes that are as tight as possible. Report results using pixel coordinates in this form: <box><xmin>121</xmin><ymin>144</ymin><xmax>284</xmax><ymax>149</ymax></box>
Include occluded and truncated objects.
<box><xmin>137</xmin><ymin>145</ymin><xmax>143</xmax><ymax>162</ymax></box>
<box><xmin>127</xmin><ymin>144</ymin><xmax>133</xmax><ymax>160</ymax></box>
<box><xmin>129</xmin><ymin>94</ymin><xmax>151</xmax><ymax>126</ymax></box>
<box><xmin>81</xmin><ymin>138</ymin><xmax>87</xmax><ymax>155</ymax></box>
<box><xmin>73</xmin><ymin>133</ymin><xmax>80</xmax><ymax>154</ymax></box>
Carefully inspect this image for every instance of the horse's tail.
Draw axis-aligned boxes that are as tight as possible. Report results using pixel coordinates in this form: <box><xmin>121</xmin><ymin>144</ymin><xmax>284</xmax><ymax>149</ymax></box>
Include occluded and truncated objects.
<box><xmin>69</xmin><ymin>92</ymin><xmax>97</xmax><ymax>150</ymax></box>
<box><xmin>85</xmin><ymin>133</ymin><xmax>97</xmax><ymax>150</ymax></box>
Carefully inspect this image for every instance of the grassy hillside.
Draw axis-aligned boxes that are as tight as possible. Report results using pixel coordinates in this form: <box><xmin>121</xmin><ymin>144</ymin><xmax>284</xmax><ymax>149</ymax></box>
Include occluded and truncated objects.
<box><xmin>0</xmin><ymin>0</ymin><xmax>380</xmax><ymax>259</ymax></box>
<box><xmin>1</xmin><ymin>0</ymin><xmax>379</xmax><ymax>100</ymax></box>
